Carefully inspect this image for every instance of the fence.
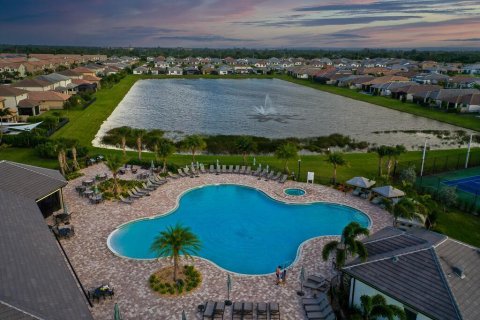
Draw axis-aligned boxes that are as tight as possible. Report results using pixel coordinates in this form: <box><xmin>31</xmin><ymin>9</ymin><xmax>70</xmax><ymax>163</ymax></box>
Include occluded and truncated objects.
<box><xmin>82</xmin><ymin>97</ymin><xmax>97</xmax><ymax>110</ymax></box>
<box><xmin>46</xmin><ymin>118</ymin><xmax>69</xmax><ymax>137</ymax></box>
<box><xmin>394</xmin><ymin>150</ymin><xmax>480</xmax><ymax>177</ymax></box>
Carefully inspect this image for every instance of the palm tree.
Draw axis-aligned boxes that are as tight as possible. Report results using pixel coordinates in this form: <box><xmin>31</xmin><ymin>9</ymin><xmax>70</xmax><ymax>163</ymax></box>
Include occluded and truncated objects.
<box><xmin>157</xmin><ymin>139</ymin><xmax>176</xmax><ymax>173</ymax></box>
<box><xmin>145</xmin><ymin>130</ymin><xmax>164</xmax><ymax>162</ymax></box>
<box><xmin>66</xmin><ymin>139</ymin><xmax>80</xmax><ymax>171</ymax></box>
<box><xmin>132</xmin><ymin>129</ymin><xmax>147</xmax><ymax>160</ymax></box>
<box><xmin>236</xmin><ymin>136</ymin><xmax>256</xmax><ymax>164</ymax></box>
<box><xmin>182</xmin><ymin>135</ymin><xmax>206</xmax><ymax>162</ymax></box>
<box><xmin>275</xmin><ymin>143</ymin><xmax>298</xmax><ymax>173</ymax></box>
<box><xmin>386</xmin><ymin>145</ymin><xmax>406</xmax><ymax>176</ymax></box>
<box><xmin>325</xmin><ymin>152</ymin><xmax>347</xmax><ymax>184</ymax></box>
<box><xmin>374</xmin><ymin>146</ymin><xmax>389</xmax><ymax>176</ymax></box>
<box><xmin>114</xmin><ymin>126</ymin><xmax>132</xmax><ymax>158</ymax></box>
<box><xmin>0</xmin><ymin>107</ymin><xmax>13</xmax><ymax>145</ymax></box>
<box><xmin>150</xmin><ymin>223</ymin><xmax>201</xmax><ymax>282</ymax></box>
<box><xmin>322</xmin><ymin>222</ymin><xmax>369</xmax><ymax>269</ymax></box>
<box><xmin>392</xmin><ymin>197</ymin><xmax>428</xmax><ymax>226</ymax></box>
<box><xmin>105</xmin><ymin>155</ymin><xmax>123</xmax><ymax>197</ymax></box>
<box><xmin>354</xmin><ymin>294</ymin><xmax>406</xmax><ymax>320</ymax></box>
<box><xmin>53</xmin><ymin>139</ymin><xmax>70</xmax><ymax>176</ymax></box>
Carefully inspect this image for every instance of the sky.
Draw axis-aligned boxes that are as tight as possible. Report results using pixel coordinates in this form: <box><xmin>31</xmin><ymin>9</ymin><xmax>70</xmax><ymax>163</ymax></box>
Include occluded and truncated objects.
<box><xmin>1</xmin><ymin>0</ymin><xmax>480</xmax><ymax>48</ymax></box>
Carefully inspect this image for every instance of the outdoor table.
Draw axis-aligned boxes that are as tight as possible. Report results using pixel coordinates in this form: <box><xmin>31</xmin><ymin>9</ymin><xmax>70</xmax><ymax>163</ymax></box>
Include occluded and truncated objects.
<box><xmin>90</xmin><ymin>195</ymin><xmax>103</xmax><ymax>204</ymax></box>
<box><xmin>83</xmin><ymin>190</ymin><xmax>94</xmax><ymax>198</ymax></box>
<box><xmin>75</xmin><ymin>185</ymin><xmax>86</xmax><ymax>193</ymax></box>
<box><xmin>82</xmin><ymin>179</ymin><xmax>94</xmax><ymax>186</ymax></box>
<box><xmin>54</xmin><ymin>213</ymin><xmax>70</xmax><ymax>224</ymax></box>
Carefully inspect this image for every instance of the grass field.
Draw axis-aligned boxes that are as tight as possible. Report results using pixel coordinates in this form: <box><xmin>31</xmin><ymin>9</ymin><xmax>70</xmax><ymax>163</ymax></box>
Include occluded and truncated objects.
<box><xmin>435</xmin><ymin>209</ymin><xmax>480</xmax><ymax>247</ymax></box>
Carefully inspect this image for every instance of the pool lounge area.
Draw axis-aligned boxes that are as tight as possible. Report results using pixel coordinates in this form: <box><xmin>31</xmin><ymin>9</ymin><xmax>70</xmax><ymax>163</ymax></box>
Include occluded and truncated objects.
<box><xmin>60</xmin><ymin>163</ymin><xmax>392</xmax><ymax>319</ymax></box>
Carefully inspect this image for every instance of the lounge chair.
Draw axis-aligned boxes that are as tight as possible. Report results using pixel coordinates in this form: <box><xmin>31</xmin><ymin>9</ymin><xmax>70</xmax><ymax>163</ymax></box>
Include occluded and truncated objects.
<box><xmin>191</xmin><ymin>167</ymin><xmax>200</xmax><ymax>177</ymax></box>
<box><xmin>222</xmin><ymin>165</ymin><xmax>227</xmax><ymax>173</ymax></box>
<box><xmin>131</xmin><ymin>165</ymin><xmax>138</xmax><ymax>174</ymax></box>
<box><xmin>148</xmin><ymin>177</ymin><xmax>164</xmax><ymax>186</ymax></box>
<box><xmin>239</xmin><ymin>166</ymin><xmax>246</xmax><ymax>174</ymax></box>
<box><xmin>167</xmin><ymin>171</ymin><xmax>179</xmax><ymax>179</ymax></box>
<box><xmin>228</xmin><ymin>165</ymin><xmax>233</xmax><ymax>173</ymax></box>
<box><xmin>257</xmin><ymin>169</ymin><xmax>268</xmax><ymax>179</ymax></box>
<box><xmin>200</xmin><ymin>164</ymin><xmax>207</xmax><ymax>174</ymax></box>
<box><xmin>245</xmin><ymin>166</ymin><xmax>251</xmax><ymax>175</ymax></box>
<box><xmin>232</xmin><ymin>302</ymin><xmax>243</xmax><ymax>320</ymax></box>
<box><xmin>304</xmin><ymin>299</ymin><xmax>329</xmax><ymax>313</ymax></box>
<box><xmin>271</xmin><ymin>172</ymin><xmax>282</xmax><ymax>181</ymax></box>
<box><xmin>213</xmin><ymin>301</ymin><xmax>225</xmax><ymax>319</ymax></box>
<box><xmin>306</xmin><ymin>306</ymin><xmax>335</xmax><ymax>320</ymax></box>
<box><xmin>352</xmin><ymin>187</ymin><xmax>361</xmax><ymax>196</ymax></box>
<box><xmin>302</xmin><ymin>293</ymin><xmax>328</xmax><ymax>306</ymax></box>
<box><xmin>177</xmin><ymin>168</ymin><xmax>187</xmax><ymax>177</ymax></box>
<box><xmin>269</xmin><ymin>302</ymin><xmax>280</xmax><ymax>320</ymax></box>
<box><xmin>134</xmin><ymin>186</ymin><xmax>150</xmax><ymax>196</ymax></box>
<box><xmin>119</xmin><ymin>195</ymin><xmax>133</xmax><ymax>204</ymax></box>
<box><xmin>216</xmin><ymin>164</ymin><xmax>221</xmax><ymax>175</ymax></box>
<box><xmin>209</xmin><ymin>165</ymin><xmax>215</xmax><ymax>173</ymax></box>
<box><xmin>256</xmin><ymin>303</ymin><xmax>267</xmax><ymax>320</ymax></box>
<box><xmin>303</xmin><ymin>275</ymin><xmax>328</xmax><ymax>291</ymax></box>
<box><xmin>371</xmin><ymin>196</ymin><xmax>382</xmax><ymax>205</ymax></box>
<box><xmin>279</xmin><ymin>174</ymin><xmax>288</xmax><ymax>184</ymax></box>
<box><xmin>234</xmin><ymin>165</ymin><xmax>240</xmax><ymax>174</ymax></box>
<box><xmin>242</xmin><ymin>302</ymin><xmax>253</xmax><ymax>320</ymax></box>
<box><xmin>265</xmin><ymin>171</ymin><xmax>275</xmax><ymax>180</ymax></box>
<box><xmin>128</xmin><ymin>190</ymin><xmax>142</xmax><ymax>199</ymax></box>
<box><xmin>203</xmin><ymin>300</ymin><xmax>215</xmax><ymax>319</ymax></box>
<box><xmin>142</xmin><ymin>182</ymin><xmax>156</xmax><ymax>191</ymax></box>
<box><xmin>183</xmin><ymin>167</ymin><xmax>193</xmax><ymax>177</ymax></box>
<box><xmin>252</xmin><ymin>167</ymin><xmax>261</xmax><ymax>176</ymax></box>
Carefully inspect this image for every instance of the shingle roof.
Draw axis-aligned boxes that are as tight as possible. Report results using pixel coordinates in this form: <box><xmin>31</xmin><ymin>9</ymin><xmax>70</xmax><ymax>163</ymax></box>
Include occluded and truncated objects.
<box><xmin>0</xmin><ymin>161</ymin><xmax>92</xmax><ymax>320</ymax></box>
<box><xmin>11</xmin><ymin>79</ymin><xmax>51</xmax><ymax>88</ymax></box>
<box><xmin>342</xmin><ymin>227</ymin><xmax>480</xmax><ymax>320</ymax></box>
<box><xmin>0</xmin><ymin>86</ymin><xmax>28</xmax><ymax>97</ymax></box>
<box><xmin>0</xmin><ymin>161</ymin><xmax>66</xmax><ymax>200</ymax></box>
<box><xmin>27</xmin><ymin>91</ymin><xmax>70</xmax><ymax>102</ymax></box>
<box><xmin>17</xmin><ymin>99</ymin><xmax>39</xmax><ymax>108</ymax></box>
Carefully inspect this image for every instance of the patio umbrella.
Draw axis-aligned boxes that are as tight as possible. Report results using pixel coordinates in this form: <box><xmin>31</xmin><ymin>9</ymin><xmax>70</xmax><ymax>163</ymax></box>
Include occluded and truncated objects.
<box><xmin>266</xmin><ymin>165</ymin><xmax>269</xmax><ymax>172</ymax></box>
<box><xmin>150</xmin><ymin>160</ymin><xmax>155</xmax><ymax>173</ymax></box>
<box><xmin>226</xmin><ymin>274</ymin><xmax>232</xmax><ymax>305</ymax></box>
<box><xmin>181</xmin><ymin>310</ymin><xmax>187</xmax><ymax>320</ymax></box>
<box><xmin>94</xmin><ymin>184</ymin><xmax>99</xmax><ymax>195</ymax></box>
<box><xmin>216</xmin><ymin>159</ymin><xmax>219</xmax><ymax>166</ymax></box>
<box><xmin>114</xmin><ymin>303</ymin><xmax>121</xmax><ymax>320</ymax></box>
<box><xmin>253</xmin><ymin>157</ymin><xmax>256</xmax><ymax>166</ymax></box>
<box><xmin>372</xmin><ymin>185</ymin><xmax>405</xmax><ymax>198</ymax></box>
<box><xmin>297</xmin><ymin>266</ymin><xmax>305</xmax><ymax>296</ymax></box>
<box><xmin>346</xmin><ymin>177</ymin><xmax>376</xmax><ymax>189</ymax></box>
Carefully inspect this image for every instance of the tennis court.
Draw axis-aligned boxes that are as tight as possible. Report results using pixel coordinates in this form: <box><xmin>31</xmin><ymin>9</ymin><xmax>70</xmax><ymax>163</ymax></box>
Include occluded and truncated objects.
<box><xmin>443</xmin><ymin>176</ymin><xmax>480</xmax><ymax>194</ymax></box>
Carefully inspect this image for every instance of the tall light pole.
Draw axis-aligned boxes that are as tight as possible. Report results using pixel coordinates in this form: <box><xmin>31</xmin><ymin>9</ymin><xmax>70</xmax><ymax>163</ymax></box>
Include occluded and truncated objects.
<box><xmin>465</xmin><ymin>134</ymin><xmax>473</xmax><ymax>169</ymax></box>
<box><xmin>420</xmin><ymin>139</ymin><xmax>428</xmax><ymax>177</ymax></box>
<box><xmin>297</xmin><ymin>159</ymin><xmax>301</xmax><ymax>181</ymax></box>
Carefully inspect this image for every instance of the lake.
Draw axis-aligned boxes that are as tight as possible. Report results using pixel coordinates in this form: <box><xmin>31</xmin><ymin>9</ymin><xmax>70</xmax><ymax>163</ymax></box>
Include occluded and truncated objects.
<box><xmin>94</xmin><ymin>78</ymin><xmax>471</xmax><ymax>149</ymax></box>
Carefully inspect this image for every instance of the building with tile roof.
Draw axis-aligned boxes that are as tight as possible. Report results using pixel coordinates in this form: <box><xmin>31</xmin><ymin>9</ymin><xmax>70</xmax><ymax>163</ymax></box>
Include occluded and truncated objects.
<box><xmin>343</xmin><ymin>227</ymin><xmax>480</xmax><ymax>320</ymax></box>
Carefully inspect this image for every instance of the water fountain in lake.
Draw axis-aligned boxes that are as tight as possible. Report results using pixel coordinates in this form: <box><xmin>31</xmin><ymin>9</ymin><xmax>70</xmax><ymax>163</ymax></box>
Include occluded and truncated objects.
<box><xmin>250</xmin><ymin>94</ymin><xmax>302</xmax><ymax>123</ymax></box>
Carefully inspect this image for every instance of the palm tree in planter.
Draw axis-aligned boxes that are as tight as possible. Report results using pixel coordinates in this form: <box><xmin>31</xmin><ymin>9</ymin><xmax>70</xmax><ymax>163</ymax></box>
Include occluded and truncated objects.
<box><xmin>236</xmin><ymin>136</ymin><xmax>256</xmax><ymax>165</ymax></box>
<box><xmin>325</xmin><ymin>151</ymin><xmax>347</xmax><ymax>185</ymax></box>
<box><xmin>132</xmin><ymin>128</ymin><xmax>147</xmax><ymax>160</ymax></box>
<box><xmin>182</xmin><ymin>135</ymin><xmax>206</xmax><ymax>162</ymax></box>
<box><xmin>322</xmin><ymin>222</ymin><xmax>369</xmax><ymax>269</ymax></box>
<box><xmin>353</xmin><ymin>294</ymin><xmax>406</xmax><ymax>320</ymax></box>
<box><xmin>275</xmin><ymin>142</ymin><xmax>298</xmax><ymax>174</ymax></box>
<box><xmin>150</xmin><ymin>223</ymin><xmax>201</xmax><ymax>282</ymax></box>
<box><xmin>157</xmin><ymin>138</ymin><xmax>176</xmax><ymax>173</ymax></box>
<box><xmin>105</xmin><ymin>155</ymin><xmax>123</xmax><ymax>197</ymax></box>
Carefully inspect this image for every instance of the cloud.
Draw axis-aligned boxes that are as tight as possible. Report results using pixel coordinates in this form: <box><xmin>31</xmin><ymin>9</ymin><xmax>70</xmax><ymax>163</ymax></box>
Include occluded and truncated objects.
<box><xmin>445</xmin><ymin>38</ymin><xmax>480</xmax><ymax>42</ymax></box>
<box><xmin>154</xmin><ymin>35</ymin><xmax>258</xmax><ymax>42</ymax></box>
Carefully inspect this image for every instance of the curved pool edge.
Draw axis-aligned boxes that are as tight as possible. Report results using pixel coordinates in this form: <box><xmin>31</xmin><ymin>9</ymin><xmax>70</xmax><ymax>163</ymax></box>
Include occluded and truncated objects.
<box><xmin>106</xmin><ymin>182</ymin><xmax>374</xmax><ymax>276</ymax></box>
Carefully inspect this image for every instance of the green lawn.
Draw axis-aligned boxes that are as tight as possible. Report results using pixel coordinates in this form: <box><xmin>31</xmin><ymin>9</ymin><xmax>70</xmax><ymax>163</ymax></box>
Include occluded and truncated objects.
<box><xmin>435</xmin><ymin>209</ymin><xmax>480</xmax><ymax>247</ymax></box>
<box><xmin>276</xmin><ymin>75</ymin><xmax>480</xmax><ymax>132</ymax></box>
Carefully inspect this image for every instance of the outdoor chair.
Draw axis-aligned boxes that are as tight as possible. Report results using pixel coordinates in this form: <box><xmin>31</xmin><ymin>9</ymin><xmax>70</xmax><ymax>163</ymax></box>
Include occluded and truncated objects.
<box><xmin>252</xmin><ymin>167</ymin><xmax>261</xmax><ymax>176</ymax></box>
<box><xmin>257</xmin><ymin>303</ymin><xmax>268</xmax><ymax>320</ymax></box>
<box><xmin>228</xmin><ymin>165</ymin><xmax>233</xmax><ymax>173</ymax></box>
<box><xmin>271</xmin><ymin>172</ymin><xmax>282</xmax><ymax>181</ymax></box>
<box><xmin>216</xmin><ymin>164</ymin><xmax>221</xmax><ymax>175</ymax></box>
<box><xmin>119</xmin><ymin>195</ymin><xmax>133</xmax><ymax>204</ymax></box>
<box><xmin>304</xmin><ymin>299</ymin><xmax>329</xmax><ymax>313</ymax></box>
<box><xmin>306</xmin><ymin>306</ymin><xmax>335</xmax><ymax>320</ymax></box>
<box><xmin>213</xmin><ymin>301</ymin><xmax>225</xmax><ymax>319</ymax></box>
<box><xmin>258</xmin><ymin>169</ymin><xmax>268</xmax><ymax>179</ymax></box>
<box><xmin>202</xmin><ymin>300</ymin><xmax>215</xmax><ymax>319</ymax></box>
<box><xmin>234</xmin><ymin>165</ymin><xmax>240</xmax><ymax>174</ymax></box>
<box><xmin>178</xmin><ymin>168</ymin><xmax>187</xmax><ymax>177</ymax></box>
<box><xmin>222</xmin><ymin>165</ymin><xmax>227</xmax><ymax>173</ymax></box>
<box><xmin>268</xmin><ymin>302</ymin><xmax>280</xmax><ymax>320</ymax></box>
<box><xmin>131</xmin><ymin>166</ymin><xmax>138</xmax><ymax>174</ymax></box>
<box><xmin>200</xmin><ymin>164</ymin><xmax>207</xmax><ymax>174</ymax></box>
<box><xmin>143</xmin><ymin>182</ymin><xmax>156</xmax><ymax>191</ymax></box>
<box><xmin>128</xmin><ymin>190</ymin><xmax>142</xmax><ymax>199</ymax></box>
<box><xmin>265</xmin><ymin>171</ymin><xmax>275</xmax><ymax>180</ymax></box>
<box><xmin>242</xmin><ymin>302</ymin><xmax>253</xmax><ymax>320</ymax></box>
<box><xmin>245</xmin><ymin>166</ymin><xmax>251</xmax><ymax>175</ymax></box>
<box><xmin>167</xmin><ymin>171</ymin><xmax>179</xmax><ymax>179</ymax></box>
<box><xmin>371</xmin><ymin>196</ymin><xmax>382</xmax><ymax>204</ymax></box>
<box><xmin>239</xmin><ymin>166</ymin><xmax>246</xmax><ymax>174</ymax></box>
<box><xmin>279</xmin><ymin>175</ymin><xmax>288</xmax><ymax>184</ymax></box>
<box><xmin>232</xmin><ymin>302</ymin><xmax>243</xmax><ymax>320</ymax></box>
<box><xmin>135</xmin><ymin>186</ymin><xmax>150</xmax><ymax>196</ymax></box>
<box><xmin>209</xmin><ymin>165</ymin><xmax>215</xmax><ymax>173</ymax></box>
<box><xmin>303</xmin><ymin>275</ymin><xmax>328</xmax><ymax>292</ymax></box>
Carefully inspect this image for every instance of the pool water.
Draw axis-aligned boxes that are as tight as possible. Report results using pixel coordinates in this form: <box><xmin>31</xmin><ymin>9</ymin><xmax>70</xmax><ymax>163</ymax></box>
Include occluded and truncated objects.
<box><xmin>284</xmin><ymin>188</ymin><xmax>306</xmax><ymax>196</ymax></box>
<box><xmin>108</xmin><ymin>185</ymin><xmax>370</xmax><ymax>275</ymax></box>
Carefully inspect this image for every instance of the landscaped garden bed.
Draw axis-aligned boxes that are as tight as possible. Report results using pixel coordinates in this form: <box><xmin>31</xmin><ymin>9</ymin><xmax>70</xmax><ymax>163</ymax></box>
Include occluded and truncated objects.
<box><xmin>149</xmin><ymin>265</ymin><xmax>201</xmax><ymax>296</ymax></box>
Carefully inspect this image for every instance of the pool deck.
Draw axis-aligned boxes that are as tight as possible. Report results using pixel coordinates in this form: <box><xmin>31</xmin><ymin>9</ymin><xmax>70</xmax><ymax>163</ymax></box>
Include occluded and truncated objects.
<box><xmin>59</xmin><ymin>163</ymin><xmax>392</xmax><ymax>319</ymax></box>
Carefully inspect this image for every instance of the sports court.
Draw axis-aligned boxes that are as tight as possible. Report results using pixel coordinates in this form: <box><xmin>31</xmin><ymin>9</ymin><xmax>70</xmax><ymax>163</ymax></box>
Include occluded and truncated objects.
<box><xmin>443</xmin><ymin>176</ymin><xmax>480</xmax><ymax>194</ymax></box>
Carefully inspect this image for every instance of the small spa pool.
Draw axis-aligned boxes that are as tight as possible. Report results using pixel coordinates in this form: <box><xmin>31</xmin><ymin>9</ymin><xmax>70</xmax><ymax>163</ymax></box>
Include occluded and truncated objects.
<box><xmin>284</xmin><ymin>188</ymin><xmax>306</xmax><ymax>196</ymax></box>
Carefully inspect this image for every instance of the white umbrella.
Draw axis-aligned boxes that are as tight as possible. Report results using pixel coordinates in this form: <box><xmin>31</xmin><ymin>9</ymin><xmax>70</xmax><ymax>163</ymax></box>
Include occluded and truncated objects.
<box><xmin>372</xmin><ymin>185</ymin><xmax>405</xmax><ymax>198</ymax></box>
<box><xmin>346</xmin><ymin>177</ymin><xmax>376</xmax><ymax>189</ymax></box>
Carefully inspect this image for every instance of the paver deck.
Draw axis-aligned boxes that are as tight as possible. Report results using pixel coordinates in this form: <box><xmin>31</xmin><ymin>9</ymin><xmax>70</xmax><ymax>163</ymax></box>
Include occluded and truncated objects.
<box><xmin>59</xmin><ymin>163</ymin><xmax>392</xmax><ymax>319</ymax></box>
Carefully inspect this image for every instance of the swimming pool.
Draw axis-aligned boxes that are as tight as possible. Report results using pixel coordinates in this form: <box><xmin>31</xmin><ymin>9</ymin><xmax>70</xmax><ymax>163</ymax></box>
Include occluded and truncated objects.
<box><xmin>284</xmin><ymin>188</ymin><xmax>306</xmax><ymax>196</ymax></box>
<box><xmin>107</xmin><ymin>184</ymin><xmax>370</xmax><ymax>275</ymax></box>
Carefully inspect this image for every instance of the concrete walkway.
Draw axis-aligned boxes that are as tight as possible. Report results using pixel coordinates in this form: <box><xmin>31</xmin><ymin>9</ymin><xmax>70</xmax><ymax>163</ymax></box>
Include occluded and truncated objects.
<box><xmin>59</xmin><ymin>163</ymin><xmax>392</xmax><ymax>319</ymax></box>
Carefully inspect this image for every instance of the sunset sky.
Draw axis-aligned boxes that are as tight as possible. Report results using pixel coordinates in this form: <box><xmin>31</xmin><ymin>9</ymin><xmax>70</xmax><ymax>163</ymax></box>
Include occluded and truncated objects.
<box><xmin>2</xmin><ymin>0</ymin><xmax>480</xmax><ymax>48</ymax></box>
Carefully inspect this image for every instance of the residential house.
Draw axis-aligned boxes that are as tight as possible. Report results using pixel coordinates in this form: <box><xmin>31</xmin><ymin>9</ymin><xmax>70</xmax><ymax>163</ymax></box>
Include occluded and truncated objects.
<box><xmin>167</xmin><ymin>66</ymin><xmax>183</xmax><ymax>75</ymax></box>
<box><xmin>371</xmin><ymin>81</ymin><xmax>417</xmax><ymax>96</ymax></box>
<box><xmin>71</xmin><ymin>79</ymin><xmax>97</xmax><ymax>92</ymax></box>
<box><xmin>155</xmin><ymin>60</ymin><xmax>169</xmax><ymax>68</ymax></box>
<box><xmin>72</xmin><ymin>66</ymin><xmax>96</xmax><ymax>77</ymax></box>
<box><xmin>337</xmin><ymin>75</ymin><xmax>374</xmax><ymax>88</ymax></box>
<box><xmin>390</xmin><ymin>84</ymin><xmax>441</xmax><ymax>102</ymax></box>
<box><xmin>461</xmin><ymin>63</ymin><xmax>480</xmax><ymax>74</ymax></box>
<box><xmin>0</xmin><ymin>86</ymin><xmax>28</xmax><ymax>116</ymax></box>
<box><xmin>58</xmin><ymin>69</ymin><xmax>84</xmax><ymax>79</ymax></box>
<box><xmin>184</xmin><ymin>66</ymin><xmax>200</xmax><ymax>75</ymax></box>
<box><xmin>254</xmin><ymin>60</ymin><xmax>268</xmax><ymax>68</ymax></box>
<box><xmin>36</xmin><ymin>73</ymin><xmax>72</xmax><ymax>90</ymax></box>
<box><xmin>202</xmin><ymin>64</ymin><xmax>216</xmax><ymax>75</ymax></box>
<box><xmin>233</xmin><ymin>64</ymin><xmax>251</xmax><ymax>74</ymax></box>
<box><xmin>343</xmin><ymin>227</ymin><xmax>480</xmax><ymax>320</ymax></box>
<box><xmin>411</xmin><ymin>73</ymin><xmax>450</xmax><ymax>85</ymax></box>
<box><xmin>362</xmin><ymin>75</ymin><xmax>410</xmax><ymax>92</ymax></box>
<box><xmin>413</xmin><ymin>88</ymin><xmax>479</xmax><ymax>108</ymax></box>
<box><xmin>447</xmin><ymin>76</ymin><xmax>480</xmax><ymax>89</ymax></box>
<box><xmin>133</xmin><ymin>66</ymin><xmax>149</xmax><ymax>74</ymax></box>
<box><xmin>218</xmin><ymin>65</ymin><xmax>233</xmax><ymax>75</ymax></box>
<box><xmin>0</xmin><ymin>161</ymin><xmax>94</xmax><ymax>319</ymax></box>
<box><xmin>27</xmin><ymin>91</ymin><xmax>71</xmax><ymax>111</ymax></box>
<box><xmin>82</xmin><ymin>74</ymin><xmax>102</xmax><ymax>88</ymax></box>
<box><xmin>11</xmin><ymin>78</ymin><xmax>53</xmax><ymax>91</ymax></box>
<box><xmin>442</xmin><ymin>93</ymin><xmax>480</xmax><ymax>113</ymax></box>
<box><xmin>17</xmin><ymin>98</ymin><xmax>40</xmax><ymax>117</ymax></box>
<box><xmin>0</xmin><ymin>62</ymin><xmax>26</xmax><ymax>77</ymax></box>
<box><xmin>0</xmin><ymin>96</ymin><xmax>15</xmax><ymax>122</ymax></box>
